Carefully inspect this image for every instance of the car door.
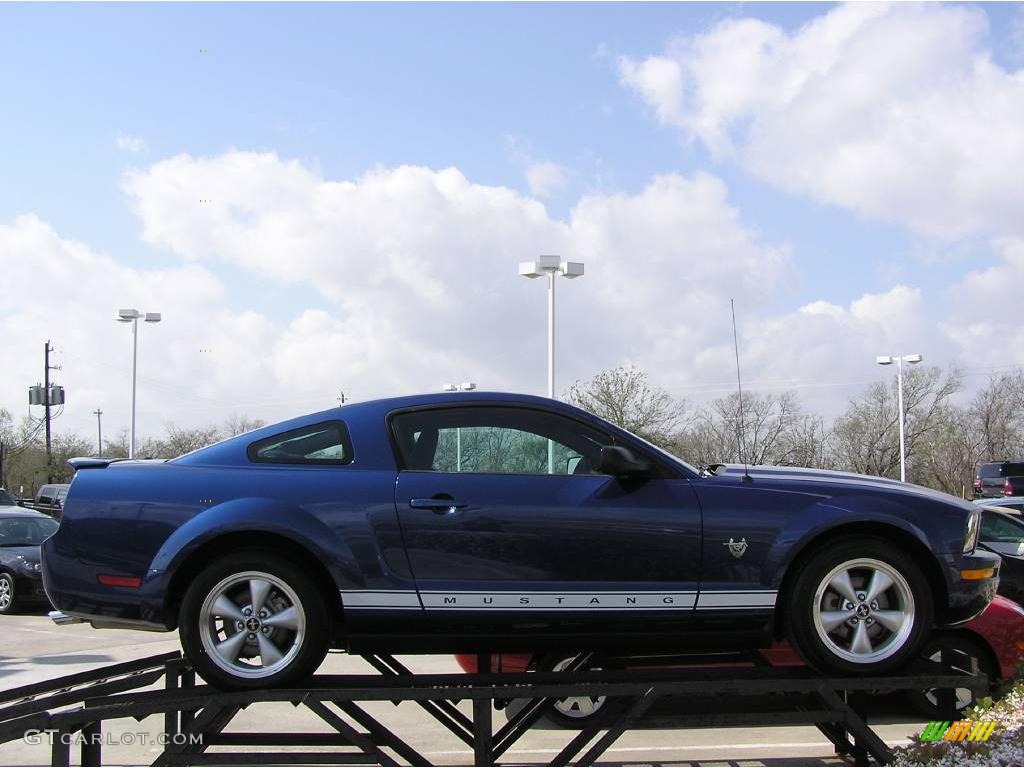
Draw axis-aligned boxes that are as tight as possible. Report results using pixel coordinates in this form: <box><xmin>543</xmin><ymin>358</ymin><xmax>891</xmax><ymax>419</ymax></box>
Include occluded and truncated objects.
<box><xmin>390</xmin><ymin>404</ymin><xmax>702</xmax><ymax>617</ymax></box>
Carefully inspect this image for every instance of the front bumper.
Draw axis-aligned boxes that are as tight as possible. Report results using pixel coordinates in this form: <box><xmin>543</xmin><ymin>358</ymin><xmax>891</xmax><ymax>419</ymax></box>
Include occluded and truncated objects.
<box><xmin>937</xmin><ymin>550</ymin><xmax>1002</xmax><ymax>626</ymax></box>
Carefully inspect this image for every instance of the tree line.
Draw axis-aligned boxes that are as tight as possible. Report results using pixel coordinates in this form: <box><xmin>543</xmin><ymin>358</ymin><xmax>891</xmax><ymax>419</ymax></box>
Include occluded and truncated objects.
<box><xmin>2</xmin><ymin>366</ymin><xmax>1022</xmax><ymax>499</ymax></box>
<box><xmin>0</xmin><ymin>412</ymin><xmax>264</xmax><ymax>497</ymax></box>
<box><xmin>568</xmin><ymin>365</ymin><xmax>1024</xmax><ymax>497</ymax></box>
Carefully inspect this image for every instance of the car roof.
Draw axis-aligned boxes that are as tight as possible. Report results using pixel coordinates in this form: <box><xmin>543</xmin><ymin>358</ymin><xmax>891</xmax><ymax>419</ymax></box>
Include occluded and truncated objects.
<box><xmin>0</xmin><ymin>509</ymin><xmax>54</xmax><ymax>519</ymax></box>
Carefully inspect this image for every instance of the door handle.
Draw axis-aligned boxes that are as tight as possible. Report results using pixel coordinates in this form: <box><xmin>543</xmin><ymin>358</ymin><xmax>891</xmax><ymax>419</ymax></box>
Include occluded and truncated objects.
<box><xmin>409</xmin><ymin>497</ymin><xmax>468</xmax><ymax>513</ymax></box>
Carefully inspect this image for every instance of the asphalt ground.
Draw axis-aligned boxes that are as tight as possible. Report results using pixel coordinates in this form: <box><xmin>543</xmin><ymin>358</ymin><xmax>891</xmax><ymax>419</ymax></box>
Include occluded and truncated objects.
<box><xmin>0</xmin><ymin>607</ymin><xmax>928</xmax><ymax>766</ymax></box>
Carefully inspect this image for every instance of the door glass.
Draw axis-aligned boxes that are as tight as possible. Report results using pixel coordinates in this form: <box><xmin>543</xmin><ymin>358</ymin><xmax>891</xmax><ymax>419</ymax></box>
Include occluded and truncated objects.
<box><xmin>392</xmin><ymin>407</ymin><xmax>609</xmax><ymax>475</ymax></box>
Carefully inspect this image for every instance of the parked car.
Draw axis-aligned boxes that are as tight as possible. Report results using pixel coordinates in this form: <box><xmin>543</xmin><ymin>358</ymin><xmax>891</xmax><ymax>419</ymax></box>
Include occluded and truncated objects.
<box><xmin>42</xmin><ymin>392</ymin><xmax>999</xmax><ymax>689</ymax></box>
<box><xmin>0</xmin><ymin>510</ymin><xmax>59</xmax><ymax>614</ymax></box>
<box><xmin>974</xmin><ymin>496</ymin><xmax>1024</xmax><ymax>513</ymax></box>
<box><xmin>32</xmin><ymin>484</ymin><xmax>69</xmax><ymax>518</ymax></box>
<box><xmin>974</xmin><ymin>461</ymin><xmax>1024</xmax><ymax>498</ymax></box>
<box><xmin>456</xmin><ymin>595</ymin><xmax>1024</xmax><ymax>726</ymax></box>
<box><xmin>977</xmin><ymin>506</ymin><xmax>1024</xmax><ymax>604</ymax></box>
<box><xmin>0</xmin><ymin>489</ymin><xmax>18</xmax><ymax>507</ymax></box>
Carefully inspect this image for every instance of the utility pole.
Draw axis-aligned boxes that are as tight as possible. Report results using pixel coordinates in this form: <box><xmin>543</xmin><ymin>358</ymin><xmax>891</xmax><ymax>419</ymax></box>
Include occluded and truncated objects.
<box><xmin>93</xmin><ymin>409</ymin><xmax>104</xmax><ymax>455</ymax></box>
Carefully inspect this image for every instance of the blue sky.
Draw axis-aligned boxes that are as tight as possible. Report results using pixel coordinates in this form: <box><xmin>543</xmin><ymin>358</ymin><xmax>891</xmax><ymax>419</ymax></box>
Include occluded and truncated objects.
<box><xmin>3</xmin><ymin>2</ymin><xmax>1024</xmax><ymax>439</ymax></box>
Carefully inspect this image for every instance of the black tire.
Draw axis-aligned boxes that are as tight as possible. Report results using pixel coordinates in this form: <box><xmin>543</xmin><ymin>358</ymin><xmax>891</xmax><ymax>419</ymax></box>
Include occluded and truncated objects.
<box><xmin>535</xmin><ymin>653</ymin><xmax>613</xmax><ymax>729</ymax></box>
<box><xmin>787</xmin><ymin>537</ymin><xmax>933</xmax><ymax>675</ymax></box>
<box><xmin>178</xmin><ymin>551</ymin><xmax>329</xmax><ymax>689</ymax></box>
<box><xmin>0</xmin><ymin>573</ymin><xmax>16</xmax><ymax>614</ymax></box>
<box><xmin>907</xmin><ymin>633</ymin><xmax>996</xmax><ymax>719</ymax></box>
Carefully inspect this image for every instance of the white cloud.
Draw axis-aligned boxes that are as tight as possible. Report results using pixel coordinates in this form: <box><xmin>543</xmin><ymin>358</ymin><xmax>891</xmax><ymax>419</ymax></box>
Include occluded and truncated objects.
<box><xmin>525</xmin><ymin>161</ymin><xmax>569</xmax><ymax>197</ymax></box>
<box><xmin>7</xmin><ymin>151</ymin><xmax>1011</xmax><ymax>440</ymax></box>
<box><xmin>116</xmin><ymin>134</ymin><xmax>146</xmax><ymax>153</ymax></box>
<box><xmin>941</xmin><ymin>238</ymin><xmax>1024</xmax><ymax>367</ymax></box>
<box><xmin>619</xmin><ymin>3</ymin><xmax>1024</xmax><ymax>239</ymax></box>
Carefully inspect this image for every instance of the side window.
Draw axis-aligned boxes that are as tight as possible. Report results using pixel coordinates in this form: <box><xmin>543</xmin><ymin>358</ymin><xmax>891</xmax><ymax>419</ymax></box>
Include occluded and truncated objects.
<box><xmin>391</xmin><ymin>407</ymin><xmax>611</xmax><ymax>475</ymax></box>
<box><xmin>248</xmin><ymin>421</ymin><xmax>353</xmax><ymax>465</ymax></box>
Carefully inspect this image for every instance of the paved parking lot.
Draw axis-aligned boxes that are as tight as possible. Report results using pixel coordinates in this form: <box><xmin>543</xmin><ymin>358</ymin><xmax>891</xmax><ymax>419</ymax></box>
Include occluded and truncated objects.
<box><xmin>0</xmin><ymin>608</ymin><xmax>925</xmax><ymax>766</ymax></box>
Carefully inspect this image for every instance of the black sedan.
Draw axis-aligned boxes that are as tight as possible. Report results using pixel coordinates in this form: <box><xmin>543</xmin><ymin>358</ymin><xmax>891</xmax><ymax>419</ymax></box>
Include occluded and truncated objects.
<box><xmin>979</xmin><ymin>506</ymin><xmax>1024</xmax><ymax>604</ymax></box>
<box><xmin>0</xmin><ymin>510</ymin><xmax>59</xmax><ymax>614</ymax></box>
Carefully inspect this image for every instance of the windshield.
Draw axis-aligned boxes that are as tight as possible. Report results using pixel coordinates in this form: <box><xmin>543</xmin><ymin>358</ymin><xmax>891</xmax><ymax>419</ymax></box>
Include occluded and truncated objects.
<box><xmin>981</xmin><ymin>511</ymin><xmax>1024</xmax><ymax>544</ymax></box>
<box><xmin>0</xmin><ymin>516</ymin><xmax>59</xmax><ymax>546</ymax></box>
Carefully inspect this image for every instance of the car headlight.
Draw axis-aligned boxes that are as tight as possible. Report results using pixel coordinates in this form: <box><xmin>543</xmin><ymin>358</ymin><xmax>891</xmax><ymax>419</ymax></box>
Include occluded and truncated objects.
<box><xmin>963</xmin><ymin>508</ymin><xmax>981</xmax><ymax>553</ymax></box>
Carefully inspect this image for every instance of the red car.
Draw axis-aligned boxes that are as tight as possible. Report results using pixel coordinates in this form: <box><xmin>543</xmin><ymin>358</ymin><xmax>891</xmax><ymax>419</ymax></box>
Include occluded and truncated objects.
<box><xmin>457</xmin><ymin>595</ymin><xmax>1024</xmax><ymax>726</ymax></box>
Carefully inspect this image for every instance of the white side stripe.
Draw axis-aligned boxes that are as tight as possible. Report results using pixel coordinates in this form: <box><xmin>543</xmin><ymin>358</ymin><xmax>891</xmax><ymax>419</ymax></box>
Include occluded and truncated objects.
<box><xmin>340</xmin><ymin>589</ymin><xmax>778</xmax><ymax>611</ymax></box>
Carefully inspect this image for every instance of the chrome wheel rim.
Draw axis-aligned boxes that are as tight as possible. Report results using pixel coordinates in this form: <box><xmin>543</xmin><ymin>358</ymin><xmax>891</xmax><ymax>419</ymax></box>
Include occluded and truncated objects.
<box><xmin>198</xmin><ymin>570</ymin><xmax>306</xmax><ymax>679</ymax></box>
<box><xmin>812</xmin><ymin>558</ymin><xmax>915</xmax><ymax>664</ymax></box>
<box><xmin>0</xmin><ymin>576</ymin><xmax>11</xmax><ymax>610</ymax></box>
<box><xmin>552</xmin><ymin>658</ymin><xmax>605</xmax><ymax>720</ymax></box>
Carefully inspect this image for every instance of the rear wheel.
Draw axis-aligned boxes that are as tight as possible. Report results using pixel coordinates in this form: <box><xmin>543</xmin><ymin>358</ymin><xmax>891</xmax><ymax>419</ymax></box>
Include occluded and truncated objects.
<box><xmin>788</xmin><ymin>538</ymin><xmax>932</xmax><ymax>674</ymax></box>
<box><xmin>536</xmin><ymin>653</ymin><xmax>612</xmax><ymax>729</ymax></box>
<box><xmin>179</xmin><ymin>551</ymin><xmax>329</xmax><ymax>689</ymax></box>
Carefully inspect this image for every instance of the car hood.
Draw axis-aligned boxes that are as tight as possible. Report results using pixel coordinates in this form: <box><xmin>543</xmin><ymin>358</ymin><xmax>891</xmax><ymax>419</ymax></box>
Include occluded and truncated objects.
<box><xmin>983</xmin><ymin>541</ymin><xmax>1024</xmax><ymax>559</ymax></box>
<box><xmin>0</xmin><ymin>545</ymin><xmax>40</xmax><ymax>564</ymax></box>
<box><xmin>714</xmin><ymin>464</ymin><xmax>973</xmax><ymax>508</ymax></box>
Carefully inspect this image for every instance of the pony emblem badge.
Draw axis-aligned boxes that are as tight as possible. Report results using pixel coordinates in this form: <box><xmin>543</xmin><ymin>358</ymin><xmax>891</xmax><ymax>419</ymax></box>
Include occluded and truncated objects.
<box><xmin>724</xmin><ymin>537</ymin><xmax>748</xmax><ymax>559</ymax></box>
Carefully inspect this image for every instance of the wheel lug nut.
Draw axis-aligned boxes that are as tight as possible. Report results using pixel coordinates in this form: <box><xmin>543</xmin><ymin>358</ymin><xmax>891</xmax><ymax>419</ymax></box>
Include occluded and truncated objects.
<box><xmin>850</xmin><ymin>618</ymin><xmax>858</xmax><ymax>624</ymax></box>
<box><xmin>248</xmin><ymin>633</ymin><xmax>256</xmax><ymax>639</ymax></box>
<box><xmin>857</xmin><ymin>593</ymin><xmax>866</xmax><ymax>601</ymax></box>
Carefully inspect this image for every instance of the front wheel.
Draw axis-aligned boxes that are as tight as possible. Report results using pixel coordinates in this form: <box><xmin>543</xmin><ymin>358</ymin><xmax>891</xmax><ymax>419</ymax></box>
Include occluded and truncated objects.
<box><xmin>178</xmin><ymin>551</ymin><xmax>329</xmax><ymax>689</ymax></box>
<box><xmin>788</xmin><ymin>538</ymin><xmax>933</xmax><ymax>675</ymax></box>
<box><xmin>0</xmin><ymin>573</ymin><xmax>16</xmax><ymax>614</ymax></box>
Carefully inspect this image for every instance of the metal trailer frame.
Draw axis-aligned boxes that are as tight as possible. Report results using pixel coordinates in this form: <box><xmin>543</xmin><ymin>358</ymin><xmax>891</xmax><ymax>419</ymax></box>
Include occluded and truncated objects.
<box><xmin>0</xmin><ymin>650</ymin><xmax>984</xmax><ymax>767</ymax></box>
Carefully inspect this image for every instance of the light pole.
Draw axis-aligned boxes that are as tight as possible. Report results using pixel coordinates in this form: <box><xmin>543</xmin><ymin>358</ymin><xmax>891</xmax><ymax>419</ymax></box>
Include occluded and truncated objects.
<box><xmin>519</xmin><ymin>256</ymin><xmax>583</xmax><ymax>474</ymax></box>
<box><xmin>442</xmin><ymin>382</ymin><xmax>476</xmax><ymax>471</ymax></box>
<box><xmin>518</xmin><ymin>256</ymin><xmax>584</xmax><ymax>399</ymax></box>
<box><xmin>876</xmin><ymin>353</ymin><xmax>923</xmax><ymax>482</ymax></box>
<box><xmin>117</xmin><ymin>309</ymin><xmax>161</xmax><ymax>459</ymax></box>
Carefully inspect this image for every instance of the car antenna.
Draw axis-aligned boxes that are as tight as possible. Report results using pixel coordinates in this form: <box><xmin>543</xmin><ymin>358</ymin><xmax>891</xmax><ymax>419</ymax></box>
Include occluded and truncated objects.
<box><xmin>731</xmin><ymin>298</ymin><xmax>752</xmax><ymax>483</ymax></box>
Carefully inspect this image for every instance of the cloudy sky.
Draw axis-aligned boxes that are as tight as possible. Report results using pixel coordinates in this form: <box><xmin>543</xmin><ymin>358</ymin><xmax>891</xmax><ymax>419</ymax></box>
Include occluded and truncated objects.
<box><xmin>2</xmin><ymin>1</ymin><xmax>1024</xmax><ymax>445</ymax></box>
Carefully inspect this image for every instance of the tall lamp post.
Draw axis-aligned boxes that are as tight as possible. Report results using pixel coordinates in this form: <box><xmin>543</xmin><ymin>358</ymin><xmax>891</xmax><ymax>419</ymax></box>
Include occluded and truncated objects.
<box><xmin>519</xmin><ymin>256</ymin><xmax>583</xmax><ymax>474</ymax></box>
<box><xmin>876</xmin><ymin>353</ymin><xmax>922</xmax><ymax>482</ymax></box>
<box><xmin>117</xmin><ymin>309</ymin><xmax>161</xmax><ymax>459</ymax></box>
<box><xmin>518</xmin><ymin>256</ymin><xmax>584</xmax><ymax>399</ymax></box>
<box><xmin>442</xmin><ymin>382</ymin><xmax>476</xmax><ymax>472</ymax></box>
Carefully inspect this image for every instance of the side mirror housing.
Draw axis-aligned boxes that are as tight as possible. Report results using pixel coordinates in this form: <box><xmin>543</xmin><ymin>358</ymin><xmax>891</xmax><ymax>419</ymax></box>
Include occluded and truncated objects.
<box><xmin>596</xmin><ymin>445</ymin><xmax>651</xmax><ymax>479</ymax></box>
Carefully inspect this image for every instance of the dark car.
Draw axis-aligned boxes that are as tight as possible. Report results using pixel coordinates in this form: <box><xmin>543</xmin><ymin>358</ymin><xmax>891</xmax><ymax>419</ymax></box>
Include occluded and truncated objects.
<box><xmin>978</xmin><ymin>506</ymin><xmax>1024</xmax><ymax>604</ymax></box>
<box><xmin>973</xmin><ymin>461</ymin><xmax>1024</xmax><ymax>498</ymax></box>
<box><xmin>32</xmin><ymin>483</ymin><xmax>69</xmax><ymax>518</ymax></box>
<box><xmin>0</xmin><ymin>510</ymin><xmax>59</xmax><ymax>613</ymax></box>
<box><xmin>0</xmin><ymin>489</ymin><xmax>18</xmax><ymax>507</ymax></box>
<box><xmin>42</xmin><ymin>392</ymin><xmax>1000</xmax><ymax>689</ymax></box>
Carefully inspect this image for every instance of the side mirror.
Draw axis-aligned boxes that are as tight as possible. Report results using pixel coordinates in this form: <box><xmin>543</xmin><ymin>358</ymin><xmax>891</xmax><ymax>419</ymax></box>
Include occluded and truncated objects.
<box><xmin>596</xmin><ymin>445</ymin><xmax>651</xmax><ymax>479</ymax></box>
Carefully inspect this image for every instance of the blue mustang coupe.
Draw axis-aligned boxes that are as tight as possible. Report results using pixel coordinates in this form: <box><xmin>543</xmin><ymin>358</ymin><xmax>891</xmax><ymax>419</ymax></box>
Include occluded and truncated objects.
<box><xmin>42</xmin><ymin>392</ymin><xmax>999</xmax><ymax>689</ymax></box>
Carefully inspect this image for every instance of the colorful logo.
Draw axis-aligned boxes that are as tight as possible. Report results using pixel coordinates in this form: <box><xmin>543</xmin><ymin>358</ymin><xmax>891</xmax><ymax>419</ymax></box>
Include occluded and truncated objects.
<box><xmin>920</xmin><ymin>720</ymin><xmax>998</xmax><ymax>742</ymax></box>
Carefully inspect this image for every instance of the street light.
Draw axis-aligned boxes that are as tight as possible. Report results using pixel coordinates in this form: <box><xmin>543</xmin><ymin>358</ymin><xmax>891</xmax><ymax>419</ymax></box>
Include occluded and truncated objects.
<box><xmin>518</xmin><ymin>256</ymin><xmax>584</xmax><ymax>399</ymax></box>
<box><xmin>519</xmin><ymin>256</ymin><xmax>583</xmax><ymax>474</ymax></box>
<box><xmin>442</xmin><ymin>383</ymin><xmax>476</xmax><ymax>471</ymax></box>
<box><xmin>876</xmin><ymin>353</ymin><xmax>923</xmax><ymax>482</ymax></box>
<box><xmin>117</xmin><ymin>308</ymin><xmax>161</xmax><ymax>459</ymax></box>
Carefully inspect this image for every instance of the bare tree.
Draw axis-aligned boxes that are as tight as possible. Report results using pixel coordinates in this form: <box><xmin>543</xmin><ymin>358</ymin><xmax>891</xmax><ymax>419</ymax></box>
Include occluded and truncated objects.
<box><xmin>567</xmin><ymin>366</ymin><xmax>683</xmax><ymax>449</ymax></box>
<box><xmin>223</xmin><ymin>413</ymin><xmax>266</xmax><ymax>437</ymax></box>
<box><xmin>829</xmin><ymin>366</ymin><xmax>962</xmax><ymax>479</ymax></box>
<box><xmin>969</xmin><ymin>371</ymin><xmax>1024</xmax><ymax>461</ymax></box>
<box><xmin>674</xmin><ymin>391</ymin><xmax>825</xmax><ymax>467</ymax></box>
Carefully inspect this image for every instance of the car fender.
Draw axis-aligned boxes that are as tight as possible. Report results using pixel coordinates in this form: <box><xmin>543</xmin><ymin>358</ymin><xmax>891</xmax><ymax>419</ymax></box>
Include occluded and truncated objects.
<box><xmin>148</xmin><ymin>496</ymin><xmax>358</xmax><ymax>592</ymax></box>
<box><xmin>763</xmin><ymin>496</ymin><xmax>937</xmax><ymax>588</ymax></box>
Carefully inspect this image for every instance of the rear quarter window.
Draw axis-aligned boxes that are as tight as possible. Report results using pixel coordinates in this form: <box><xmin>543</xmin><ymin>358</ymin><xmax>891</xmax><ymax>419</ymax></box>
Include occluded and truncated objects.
<box><xmin>247</xmin><ymin>421</ymin><xmax>353</xmax><ymax>465</ymax></box>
